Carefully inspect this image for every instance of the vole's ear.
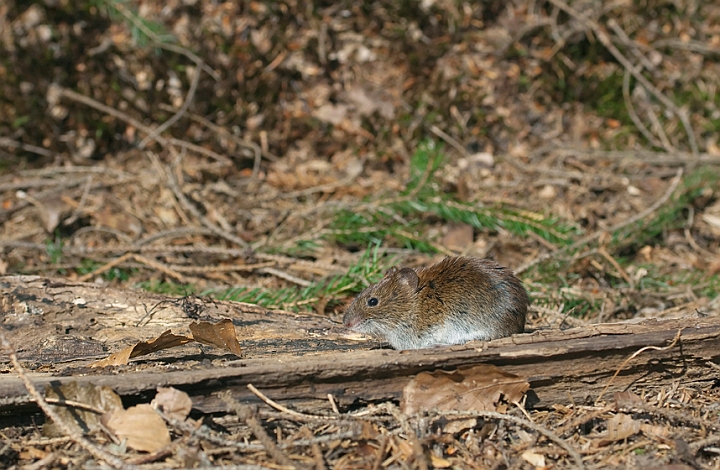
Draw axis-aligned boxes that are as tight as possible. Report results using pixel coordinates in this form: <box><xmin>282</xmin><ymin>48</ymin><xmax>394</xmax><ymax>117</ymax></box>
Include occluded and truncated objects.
<box><xmin>396</xmin><ymin>268</ymin><xmax>419</xmax><ymax>291</ymax></box>
<box><xmin>383</xmin><ymin>266</ymin><xmax>399</xmax><ymax>278</ymax></box>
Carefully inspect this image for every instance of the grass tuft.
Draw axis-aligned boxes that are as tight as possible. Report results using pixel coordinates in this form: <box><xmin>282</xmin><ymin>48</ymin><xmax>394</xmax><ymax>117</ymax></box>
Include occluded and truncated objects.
<box><xmin>212</xmin><ymin>243</ymin><xmax>392</xmax><ymax>312</ymax></box>
<box><xmin>530</xmin><ymin>167</ymin><xmax>720</xmax><ymax>318</ymax></box>
<box><xmin>327</xmin><ymin>140</ymin><xmax>579</xmax><ymax>252</ymax></box>
<box><xmin>94</xmin><ymin>0</ymin><xmax>175</xmax><ymax>47</ymax></box>
<box><xmin>609</xmin><ymin>167</ymin><xmax>720</xmax><ymax>251</ymax></box>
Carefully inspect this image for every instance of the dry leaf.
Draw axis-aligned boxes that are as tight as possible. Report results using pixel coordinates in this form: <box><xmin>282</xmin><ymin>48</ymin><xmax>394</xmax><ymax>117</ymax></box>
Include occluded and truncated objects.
<box><xmin>90</xmin><ymin>330</ymin><xmax>194</xmax><ymax>368</ymax></box>
<box><xmin>189</xmin><ymin>319</ymin><xmax>242</xmax><ymax>356</ymax></box>
<box><xmin>538</xmin><ymin>185</ymin><xmax>557</xmax><ymax>199</ymax></box>
<box><xmin>19</xmin><ymin>447</ymin><xmax>49</xmax><ymax>460</ymax></box>
<box><xmin>521</xmin><ymin>449</ymin><xmax>546</xmax><ymax>467</ymax></box>
<box><xmin>43</xmin><ymin>382</ymin><xmax>123</xmax><ymax>437</ymax></box>
<box><xmin>394</xmin><ymin>438</ymin><xmax>415</xmax><ymax>461</ymax></box>
<box><xmin>359</xmin><ymin>421</ymin><xmax>379</xmax><ymax>440</ymax></box>
<box><xmin>91</xmin><ymin>344</ymin><xmax>135</xmax><ymax>368</ymax></box>
<box><xmin>708</xmin><ymin>257</ymin><xmax>720</xmax><ymax>275</ymax></box>
<box><xmin>90</xmin><ymin>208</ymin><xmax>142</xmax><ymax>238</ymax></box>
<box><xmin>429</xmin><ymin>454</ymin><xmax>452</xmax><ymax>468</ymax></box>
<box><xmin>467</xmin><ymin>152</ymin><xmax>494</xmax><ymax>167</ymax></box>
<box><xmin>702</xmin><ymin>213</ymin><xmax>720</xmax><ymax>229</ymax></box>
<box><xmin>344</xmin><ymin>85</ymin><xmax>395</xmax><ymax>119</ymax></box>
<box><xmin>401</xmin><ymin>364</ymin><xmax>529</xmax><ymax>415</ymax></box>
<box><xmin>250</xmin><ymin>27</ymin><xmax>272</xmax><ymax>54</ymax></box>
<box><xmin>124</xmin><ymin>330</ymin><xmax>194</xmax><ymax>357</ymax></box>
<box><xmin>613</xmin><ymin>390</ymin><xmax>644</xmax><ymax>408</ymax></box>
<box><xmin>516</xmin><ymin>429</ymin><xmax>535</xmax><ymax>443</ymax></box>
<box><xmin>91</xmin><ymin>320</ymin><xmax>241</xmax><ymax>368</ymax></box>
<box><xmin>16</xmin><ymin>193</ymin><xmax>70</xmax><ymax>233</ymax></box>
<box><xmin>612</xmin><ymin>391</ymin><xmax>668</xmax><ymax>437</ymax></box>
<box><xmin>353</xmin><ymin>442</ymin><xmax>377</xmax><ymax>457</ymax></box>
<box><xmin>103</xmin><ymin>404</ymin><xmax>171</xmax><ymax>453</ymax></box>
<box><xmin>313</xmin><ymin>103</ymin><xmax>348</xmax><ymax>125</ymax></box>
<box><xmin>442</xmin><ymin>418</ymin><xmax>477</xmax><ymax>434</ymax></box>
<box><xmin>605</xmin><ymin>413</ymin><xmax>640</xmax><ymax>440</ymax></box>
<box><xmin>593</xmin><ymin>413</ymin><xmax>640</xmax><ymax>447</ymax></box>
<box><xmin>639</xmin><ymin>422</ymin><xmax>670</xmax><ymax>439</ymax></box>
<box><xmin>442</xmin><ymin>223</ymin><xmax>474</xmax><ymax>252</ymax></box>
<box><xmin>152</xmin><ymin>387</ymin><xmax>193</xmax><ymax>421</ymax></box>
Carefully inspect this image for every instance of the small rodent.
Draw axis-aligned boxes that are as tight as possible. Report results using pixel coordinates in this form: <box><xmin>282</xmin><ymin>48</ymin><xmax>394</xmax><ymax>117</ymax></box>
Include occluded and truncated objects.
<box><xmin>343</xmin><ymin>256</ymin><xmax>528</xmax><ymax>350</ymax></box>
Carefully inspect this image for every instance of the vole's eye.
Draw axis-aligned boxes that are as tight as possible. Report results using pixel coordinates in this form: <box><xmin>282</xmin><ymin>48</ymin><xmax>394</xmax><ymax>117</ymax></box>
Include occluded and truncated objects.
<box><xmin>367</xmin><ymin>297</ymin><xmax>379</xmax><ymax>307</ymax></box>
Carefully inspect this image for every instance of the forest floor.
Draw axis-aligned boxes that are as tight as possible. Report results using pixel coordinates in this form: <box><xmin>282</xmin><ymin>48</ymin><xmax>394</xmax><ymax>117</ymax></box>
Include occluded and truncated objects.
<box><xmin>2</xmin><ymin>0</ymin><xmax>720</xmax><ymax>468</ymax></box>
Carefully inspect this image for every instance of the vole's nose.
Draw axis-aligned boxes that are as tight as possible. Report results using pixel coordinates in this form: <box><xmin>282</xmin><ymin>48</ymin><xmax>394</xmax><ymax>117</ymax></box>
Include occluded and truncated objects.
<box><xmin>342</xmin><ymin>310</ymin><xmax>357</xmax><ymax>328</ymax></box>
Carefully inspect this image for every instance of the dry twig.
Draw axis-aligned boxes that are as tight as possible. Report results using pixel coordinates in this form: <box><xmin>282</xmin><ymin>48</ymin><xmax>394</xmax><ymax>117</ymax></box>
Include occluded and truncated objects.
<box><xmin>383</xmin><ymin>403</ymin><xmax>429</xmax><ymax>470</ymax></box>
<box><xmin>161</xmin><ymin>152</ymin><xmax>250</xmax><ymax>248</ymax></box>
<box><xmin>301</xmin><ymin>426</ymin><xmax>327</xmax><ymax>470</ymax></box>
<box><xmin>0</xmin><ymin>331</ymin><xmax>139</xmax><ymax>470</ymax></box>
<box><xmin>370</xmin><ymin>434</ymin><xmax>389</xmax><ymax>470</ymax></box>
<box><xmin>432</xmin><ymin>409</ymin><xmax>585</xmax><ymax>469</ymax></box>
<box><xmin>546</xmin><ymin>0</ymin><xmax>699</xmax><ymax>155</ymax></box>
<box><xmin>76</xmin><ymin>252</ymin><xmax>189</xmax><ymax>283</ymax></box>
<box><xmin>220</xmin><ymin>392</ymin><xmax>297</xmax><ymax>469</ymax></box>
<box><xmin>595</xmin><ymin>329</ymin><xmax>683</xmax><ymax>405</ymax></box>
<box><xmin>247</xmin><ymin>384</ymin><xmax>341</xmax><ymax>422</ymax></box>
<box><xmin>516</xmin><ymin>168</ymin><xmax>683</xmax><ymax>274</ymax></box>
<box><xmin>618</xmin><ymin>401</ymin><xmax>720</xmax><ymax>433</ymax></box>
<box><xmin>622</xmin><ymin>69</ymin><xmax>668</xmax><ymax>151</ymax></box>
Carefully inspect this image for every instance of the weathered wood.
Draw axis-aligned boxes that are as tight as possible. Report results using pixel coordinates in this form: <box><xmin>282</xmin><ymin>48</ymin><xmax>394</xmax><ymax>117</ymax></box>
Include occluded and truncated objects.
<box><xmin>1</xmin><ymin>275</ymin><xmax>719</xmax><ymax>417</ymax></box>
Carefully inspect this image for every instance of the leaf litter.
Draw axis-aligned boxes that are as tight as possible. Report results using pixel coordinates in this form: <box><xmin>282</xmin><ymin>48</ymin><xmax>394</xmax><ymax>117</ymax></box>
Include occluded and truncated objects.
<box><xmin>1</xmin><ymin>0</ymin><xmax>720</xmax><ymax>468</ymax></box>
<box><xmin>401</xmin><ymin>365</ymin><xmax>529</xmax><ymax>415</ymax></box>
<box><xmin>90</xmin><ymin>319</ymin><xmax>242</xmax><ymax>367</ymax></box>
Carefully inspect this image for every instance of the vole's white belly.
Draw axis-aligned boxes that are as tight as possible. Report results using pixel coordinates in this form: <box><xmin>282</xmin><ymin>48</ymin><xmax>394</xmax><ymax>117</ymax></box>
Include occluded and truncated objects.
<box><xmin>422</xmin><ymin>317</ymin><xmax>493</xmax><ymax>347</ymax></box>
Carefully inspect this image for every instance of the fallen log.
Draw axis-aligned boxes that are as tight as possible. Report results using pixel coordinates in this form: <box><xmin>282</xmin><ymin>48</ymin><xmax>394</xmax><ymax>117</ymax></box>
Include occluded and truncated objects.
<box><xmin>1</xmin><ymin>275</ymin><xmax>719</xmax><ymax>417</ymax></box>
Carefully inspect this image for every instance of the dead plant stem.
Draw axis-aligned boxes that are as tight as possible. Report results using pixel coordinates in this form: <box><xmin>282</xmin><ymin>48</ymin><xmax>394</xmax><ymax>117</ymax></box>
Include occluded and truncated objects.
<box><xmin>546</xmin><ymin>0</ymin><xmax>699</xmax><ymax>155</ymax></box>
<box><xmin>107</xmin><ymin>0</ymin><xmax>219</xmax><ymax>80</ymax></box>
<box><xmin>0</xmin><ymin>332</ymin><xmax>139</xmax><ymax>470</ymax></box>
<box><xmin>433</xmin><ymin>410</ymin><xmax>585</xmax><ymax>470</ymax></box>
<box><xmin>220</xmin><ymin>392</ymin><xmax>297</xmax><ymax>469</ymax></box>
<box><xmin>595</xmin><ymin>329</ymin><xmax>683</xmax><ymax>405</ymax></box>
<box><xmin>516</xmin><ymin>168</ymin><xmax>683</xmax><ymax>274</ymax></box>
<box><xmin>622</xmin><ymin>69</ymin><xmax>667</xmax><ymax>150</ymax></box>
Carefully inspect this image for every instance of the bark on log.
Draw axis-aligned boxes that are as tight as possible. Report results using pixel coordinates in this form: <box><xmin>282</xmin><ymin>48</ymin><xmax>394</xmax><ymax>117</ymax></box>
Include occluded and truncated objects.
<box><xmin>1</xmin><ymin>275</ymin><xmax>719</xmax><ymax>417</ymax></box>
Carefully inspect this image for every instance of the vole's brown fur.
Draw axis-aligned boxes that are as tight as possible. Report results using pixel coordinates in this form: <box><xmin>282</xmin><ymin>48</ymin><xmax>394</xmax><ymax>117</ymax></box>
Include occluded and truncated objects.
<box><xmin>343</xmin><ymin>256</ymin><xmax>528</xmax><ymax>350</ymax></box>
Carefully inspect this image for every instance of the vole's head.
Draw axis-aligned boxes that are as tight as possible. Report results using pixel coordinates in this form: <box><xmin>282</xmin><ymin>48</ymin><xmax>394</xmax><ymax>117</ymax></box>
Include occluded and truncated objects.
<box><xmin>343</xmin><ymin>267</ymin><xmax>419</xmax><ymax>339</ymax></box>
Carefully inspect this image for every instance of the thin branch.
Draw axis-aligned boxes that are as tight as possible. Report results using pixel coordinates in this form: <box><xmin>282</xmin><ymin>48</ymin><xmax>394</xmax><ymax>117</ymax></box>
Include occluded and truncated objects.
<box><xmin>161</xmin><ymin>152</ymin><xmax>250</xmax><ymax>248</ymax></box>
<box><xmin>138</xmin><ymin>61</ymin><xmax>203</xmax><ymax>149</ymax></box>
<box><xmin>220</xmin><ymin>392</ymin><xmax>297</xmax><ymax>469</ymax></box>
<box><xmin>622</xmin><ymin>69</ymin><xmax>667</xmax><ymax>150</ymax></box>
<box><xmin>247</xmin><ymin>384</ymin><xmax>339</xmax><ymax>422</ymax></box>
<box><xmin>0</xmin><ymin>137</ymin><xmax>55</xmax><ymax>158</ymax></box>
<box><xmin>432</xmin><ymin>409</ymin><xmax>585</xmax><ymax>470</ymax></box>
<box><xmin>429</xmin><ymin>125</ymin><xmax>467</xmax><ymax>157</ymax></box>
<box><xmin>256</xmin><ymin>267</ymin><xmax>312</xmax><ymax>287</ymax></box>
<box><xmin>158</xmin><ymin>103</ymin><xmax>268</xmax><ymax>179</ymax></box>
<box><xmin>53</xmin><ymin>86</ymin><xmax>230</xmax><ymax>166</ymax></box>
<box><xmin>643</xmin><ymin>94</ymin><xmax>676</xmax><ymax>152</ymax></box>
<box><xmin>546</xmin><ymin>0</ymin><xmax>699</xmax><ymax>155</ymax></box>
<box><xmin>606</xmin><ymin>19</ymin><xmax>658</xmax><ymax>72</ymax></box>
<box><xmin>595</xmin><ymin>329</ymin><xmax>682</xmax><ymax>405</ymax></box>
<box><xmin>516</xmin><ymin>168</ymin><xmax>683</xmax><ymax>274</ymax></box>
<box><xmin>0</xmin><ymin>332</ymin><xmax>139</xmax><ymax>470</ymax></box>
<box><xmin>530</xmin><ymin>146</ymin><xmax>720</xmax><ymax>165</ymax></box>
<box><xmin>76</xmin><ymin>253</ymin><xmax>189</xmax><ymax>283</ymax></box>
<box><xmin>107</xmin><ymin>0</ymin><xmax>219</xmax><ymax>80</ymax></box>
